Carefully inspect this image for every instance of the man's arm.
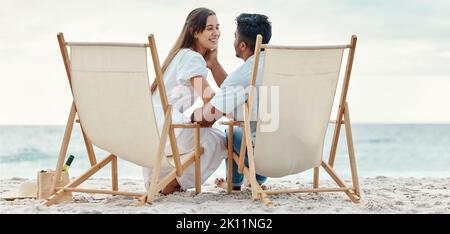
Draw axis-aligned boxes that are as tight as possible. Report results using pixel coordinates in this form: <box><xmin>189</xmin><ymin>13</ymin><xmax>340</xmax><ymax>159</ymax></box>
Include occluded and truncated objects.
<box><xmin>205</xmin><ymin>49</ymin><xmax>227</xmax><ymax>86</ymax></box>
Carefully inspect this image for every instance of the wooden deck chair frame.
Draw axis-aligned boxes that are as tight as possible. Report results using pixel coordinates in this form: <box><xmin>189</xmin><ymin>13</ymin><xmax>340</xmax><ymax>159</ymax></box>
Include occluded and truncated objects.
<box><xmin>45</xmin><ymin>33</ymin><xmax>205</xmax><ymax>206</ymax></box>
<box><xmin>222</xmin><ymin>35</ymin><xmax>360</xmax><ymax>205</ymax></box>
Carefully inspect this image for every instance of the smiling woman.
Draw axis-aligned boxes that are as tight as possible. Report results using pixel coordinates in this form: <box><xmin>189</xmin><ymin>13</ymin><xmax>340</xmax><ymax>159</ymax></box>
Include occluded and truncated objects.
<box><xmin>149</xmin><ymin>7</ymin><xmax>219</xmax><ymax>94</ymax></box>
<box><xmin>142</xmin><ymin>7</ymin><xmax>228</xmax><ymax>195</ymax></box>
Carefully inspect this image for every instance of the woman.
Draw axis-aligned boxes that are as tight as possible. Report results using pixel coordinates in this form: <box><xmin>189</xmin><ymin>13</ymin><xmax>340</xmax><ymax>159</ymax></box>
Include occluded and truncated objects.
<box><xmin>143</xmin><ymin>8</ymin><xmax>227</xmax><ymax>194</ymax></box>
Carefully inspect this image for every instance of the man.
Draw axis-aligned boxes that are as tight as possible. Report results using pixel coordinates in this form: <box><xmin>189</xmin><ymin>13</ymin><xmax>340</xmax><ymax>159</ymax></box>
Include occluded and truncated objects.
<box><xmin>191</xmin><ymin>13</ymin><xmax>272</xmax><ymax>190</ymax></box>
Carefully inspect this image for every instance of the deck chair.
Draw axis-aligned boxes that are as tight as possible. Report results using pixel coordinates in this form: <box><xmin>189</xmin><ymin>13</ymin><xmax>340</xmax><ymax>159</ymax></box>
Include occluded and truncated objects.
<box><xmin>222</xmin><ymin>35</ymin><xmax>360</xmax><ymax>205</ymax></box>
<box><xmin>45</xmin><ymin>33</ymin><xmax>204</xmax><ymax>206</ymax></box>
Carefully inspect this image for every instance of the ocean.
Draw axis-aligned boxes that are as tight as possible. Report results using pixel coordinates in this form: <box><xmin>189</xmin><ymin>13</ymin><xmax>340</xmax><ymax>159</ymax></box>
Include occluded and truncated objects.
<box><xmin>1</xmin><ymin>124</ymin><xmax>449</xmax><ymax>181</ymax></box>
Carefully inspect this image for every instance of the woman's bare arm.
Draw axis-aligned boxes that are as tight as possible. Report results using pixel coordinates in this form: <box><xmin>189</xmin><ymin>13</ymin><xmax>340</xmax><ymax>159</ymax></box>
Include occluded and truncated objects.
<box><xmin>190</xmin><ymin>76</ymin><xmax>215</xmax><ymax>104</ymax></box>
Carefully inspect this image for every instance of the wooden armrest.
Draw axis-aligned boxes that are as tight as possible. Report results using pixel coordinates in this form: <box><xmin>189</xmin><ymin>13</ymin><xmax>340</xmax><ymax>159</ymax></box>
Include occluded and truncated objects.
<box><xmin>219</xmin><ymin>121</ymin><xmax>243</xmax><ymax>126</ymax></box>
<box><xmin>171</xmin><ymin>123</ymin><xmax>210</xmax><ymax>128</ymax></box>
<box><xmin>328</xmin><ymin>120</ymin><xmax>345</xmax><ymax>124</ymax></box>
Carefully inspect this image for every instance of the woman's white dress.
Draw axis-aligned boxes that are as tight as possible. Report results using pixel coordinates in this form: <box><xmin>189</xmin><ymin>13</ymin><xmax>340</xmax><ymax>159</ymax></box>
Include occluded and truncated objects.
<box><xmin>142</xmin><ymin>48</ymin><xmax>227</xmax><ymax>190</ymax></box>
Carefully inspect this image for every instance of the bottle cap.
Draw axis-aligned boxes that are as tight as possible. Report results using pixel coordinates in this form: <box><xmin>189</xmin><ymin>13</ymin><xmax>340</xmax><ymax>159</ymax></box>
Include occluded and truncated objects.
<box><xmin>65</xmin><ymin>155</ymin><xmax>75</xmax><ymax>166</ymax></box>
<box><xmin>63</xmin><ymin>155</ymin><xmax>75</xmax><ymax>172</ymax></box>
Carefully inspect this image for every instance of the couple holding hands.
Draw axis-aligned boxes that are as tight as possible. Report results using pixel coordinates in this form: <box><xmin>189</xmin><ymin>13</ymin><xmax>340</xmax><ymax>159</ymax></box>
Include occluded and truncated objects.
<box><xmin>142</xmin><ymin>8</ymin><xmax>272</xmax><ymax>194</ymax></box>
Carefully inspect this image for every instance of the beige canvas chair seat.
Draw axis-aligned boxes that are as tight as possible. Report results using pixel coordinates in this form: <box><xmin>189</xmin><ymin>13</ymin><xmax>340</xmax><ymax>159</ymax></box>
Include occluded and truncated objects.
<box><xmin>253</xmin><ymin>47</ymin><xmax>344</xmax><ymax>177</ymax></box>
<box><xmin>45</xmin><ymin>33</ymin><xmax>204</xmax><ymax>206</ymax></box>
<box><xmin>222</xmin><ymin>35</ymin><xmax>360</xmax><ymax>205</ymax></box>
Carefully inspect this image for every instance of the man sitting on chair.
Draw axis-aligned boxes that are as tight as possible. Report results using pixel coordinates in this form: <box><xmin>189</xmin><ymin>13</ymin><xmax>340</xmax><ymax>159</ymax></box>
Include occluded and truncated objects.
<box><xmin>191</xmin><ymin>13</ymin><xmax>272</xmax><ymax>191</ymax></box>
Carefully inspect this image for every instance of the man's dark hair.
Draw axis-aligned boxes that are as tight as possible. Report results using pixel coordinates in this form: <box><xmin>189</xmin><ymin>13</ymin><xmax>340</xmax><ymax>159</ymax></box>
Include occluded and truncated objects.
<box><xmin>235</xmin><ymin>13</ymin><xmax>272</xmax><ymax>52</ymax></box>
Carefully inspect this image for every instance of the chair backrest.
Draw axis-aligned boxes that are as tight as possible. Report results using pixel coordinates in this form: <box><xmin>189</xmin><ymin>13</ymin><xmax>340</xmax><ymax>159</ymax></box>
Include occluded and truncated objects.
<box><xmin>252</xmin><ymin>43</ymin><xmax>347</xmax><ymax>177</ymax></box>
<box><xmin>69</xmin><ymin>42</ymin><xmax>160</xmax><ymax>168</ymax></box>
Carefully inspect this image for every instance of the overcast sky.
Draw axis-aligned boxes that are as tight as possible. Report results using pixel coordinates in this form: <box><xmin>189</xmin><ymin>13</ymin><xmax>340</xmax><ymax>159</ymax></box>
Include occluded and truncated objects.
<box><xmin>1</xmin><ymin>0</ymin><xmax>449</xmax><ymax>124</ymax></box>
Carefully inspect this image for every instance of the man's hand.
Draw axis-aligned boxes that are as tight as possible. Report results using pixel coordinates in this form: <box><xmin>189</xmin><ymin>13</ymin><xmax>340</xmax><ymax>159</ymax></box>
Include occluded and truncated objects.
<box><xmin>191</xmin><ymin>103</ymin><xmax>224</xmax><ymax>127</ymax></box>
<box><xmin>191</xmin><ymin>108</ymin><xmax>202</xmax><ymax>123</ymax></box>
<box><xmin>190</xmin><ymin>108</ymin><xmax>214</xmax><ymax>127</ymax></box>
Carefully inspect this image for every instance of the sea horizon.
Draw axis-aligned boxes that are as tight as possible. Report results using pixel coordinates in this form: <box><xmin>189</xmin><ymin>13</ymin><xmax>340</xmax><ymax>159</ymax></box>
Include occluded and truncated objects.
<box><xmin>1</xmin><ymin>124</ymin><xmax>449</xmax><ymax>180</ymax></box>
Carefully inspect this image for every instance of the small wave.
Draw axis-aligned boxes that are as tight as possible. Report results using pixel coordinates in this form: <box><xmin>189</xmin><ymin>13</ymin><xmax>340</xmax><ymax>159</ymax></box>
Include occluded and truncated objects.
<box><xmin>0</xmin><ymin>147</ymin><xmax>53</xmax><ymax>163</ymax></box>
<box><xmin>359</xmin><ymin>138</ymin><xmax>394</xmax><ymax>144</ymax></box>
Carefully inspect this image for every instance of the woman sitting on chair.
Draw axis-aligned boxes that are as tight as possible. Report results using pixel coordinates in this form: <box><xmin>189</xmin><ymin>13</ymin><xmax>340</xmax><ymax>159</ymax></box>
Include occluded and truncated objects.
<box><xmin>143</xmin><ymin>7</ymin><xmax>227</xmax><ymax>194</ymax></box>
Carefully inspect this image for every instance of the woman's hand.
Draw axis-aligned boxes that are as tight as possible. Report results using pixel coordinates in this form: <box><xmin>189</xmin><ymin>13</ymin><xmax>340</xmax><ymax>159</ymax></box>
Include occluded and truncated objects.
<box><xmin>204</xmin><ymin>47</ymin><xmax>227</xmax><ymax>87</ymax></box>
<box><xmin>204</xmin><ymin>48</ymin><xmax>218</xmax><ymax>69</ymax></box>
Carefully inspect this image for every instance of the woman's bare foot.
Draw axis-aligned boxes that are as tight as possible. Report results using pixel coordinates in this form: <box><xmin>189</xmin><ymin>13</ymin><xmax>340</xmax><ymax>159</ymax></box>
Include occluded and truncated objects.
<box><xmin>214</xmin><ymin>178</ymin><xmax>241</xmax><ymax>191</ymax></box>
<box><xmin>160</xmin><ymin>178</ymin><xmax>182</xmax><ymax>195</ymax></box>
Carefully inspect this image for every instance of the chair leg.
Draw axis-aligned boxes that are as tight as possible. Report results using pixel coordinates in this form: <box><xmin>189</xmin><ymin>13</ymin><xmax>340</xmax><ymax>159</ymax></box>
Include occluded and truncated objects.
<box><xmin>194</xmin><ymin>127</ymin><xmax>201</xmax><ymax>195</ymax></box>
<box><xmin>132</xmin><ymin>195</ymin><xmax>147</xmax><ymax>206</ymax></box>
<box><xmin>328</xmin><ymin>117</ymin><xmax>342</xmax><ymax>167</ymax></box>
<box><xmin>111</xmin><ymin>155</ymin><xmax>118</xmax><ymax>192</ymax></box>
<box><xmin>147</xmin><ymin>110</ymin><xmax>171</xmax><ymax>203</ymax></box>
<box><xmin>51</xmin><ymin>102</ymin><xmax>76</xmax><ymax>194</ymax></box>
<box><xmin>237</xmin><ymin>127</ymin><xmax>246</xmax><ymax>174</ymax></box>
<box><xmin>227</xmin><ymin>126</ymin><xmax>234</xmax><ymax>194</ymax></box>
<box><xmin>233</xmin><ymin>154</ymin><xmax>272</xmax><ymax>206</ymax></box>
<box><xmin>146</xmin><ymin>164</ymin><xmax>161</xmax><ymax>203</ymax></box>
<box><xmin>344</xmin><ymin>102</ymin><xmax>360</xmax><ymax>197</ymax></box>
<box><xmin>146</xmin><ymin>145</ymin><xmax>166</xmax><ymax>203</ymax></box>
<box><xmin>321</xmin><ymin>161</ymin><xmax>360</xmax><ymax>203</ymax></box>
<box><xmin>80</xmin><ymin>125</ymin><xmax>97</xmax><ymax>166</ymax></box>
<box><xmin>243</xmin><ymin>121</ymin><xmax>258</xmax><ymax>200</ymax></box>
<box><xmin>313</xmin><ymin>167</ymin><xmax>319</xmax><ymax>193</ymax></box>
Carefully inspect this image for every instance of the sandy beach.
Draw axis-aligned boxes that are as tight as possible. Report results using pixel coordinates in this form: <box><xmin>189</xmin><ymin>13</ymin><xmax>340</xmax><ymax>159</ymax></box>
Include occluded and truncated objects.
<box><xmin>1</xmin><ymin>176</ymin><xmax>449</xmax><ymax>214</ymax></box>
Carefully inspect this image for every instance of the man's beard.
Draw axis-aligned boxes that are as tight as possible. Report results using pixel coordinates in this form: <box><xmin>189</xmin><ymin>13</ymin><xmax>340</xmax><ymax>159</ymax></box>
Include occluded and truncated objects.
<box><xmin>234</xmin><ymin>48</ymin><xmax>241</xmax><ymax>59</ymax></box>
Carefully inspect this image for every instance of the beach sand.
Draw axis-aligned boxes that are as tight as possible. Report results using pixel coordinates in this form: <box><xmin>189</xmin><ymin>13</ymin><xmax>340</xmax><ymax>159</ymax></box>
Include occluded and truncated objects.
<box><xmin>1</xmin><ymin>176</ymin><xmax>449</xmax><ymax>214</ymax></box>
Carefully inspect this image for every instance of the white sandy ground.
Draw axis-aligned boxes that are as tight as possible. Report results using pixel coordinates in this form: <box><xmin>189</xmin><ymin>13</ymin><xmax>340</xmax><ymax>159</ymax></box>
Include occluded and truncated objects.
<box><xmin>1</xmin><ymin>177</ymin><xmax>449</xmax><ymax>214</ymax></box>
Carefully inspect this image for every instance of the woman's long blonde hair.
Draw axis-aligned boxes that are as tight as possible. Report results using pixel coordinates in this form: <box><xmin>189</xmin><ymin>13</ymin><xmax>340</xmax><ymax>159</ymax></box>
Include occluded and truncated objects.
<box><xmin>150</xmin><ymin>7</ymin><xmax>216</xmax><ymax>94</ymax></box>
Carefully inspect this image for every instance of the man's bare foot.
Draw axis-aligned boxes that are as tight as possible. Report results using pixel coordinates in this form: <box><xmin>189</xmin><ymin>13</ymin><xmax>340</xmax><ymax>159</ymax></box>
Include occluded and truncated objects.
<box><xmin>214</xmin><ymin>178</ymin><xmax>241</xmax><ymax>191</ymax></box>
<box><xmin>160</xmin><ymin>178</ymin><xmax>182</xmax><ymax>195</ymax></box>
<box><xmin>244</xmin><ymin>178</ymin><xmax>268</xmax><ymax>190</ymax></box>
